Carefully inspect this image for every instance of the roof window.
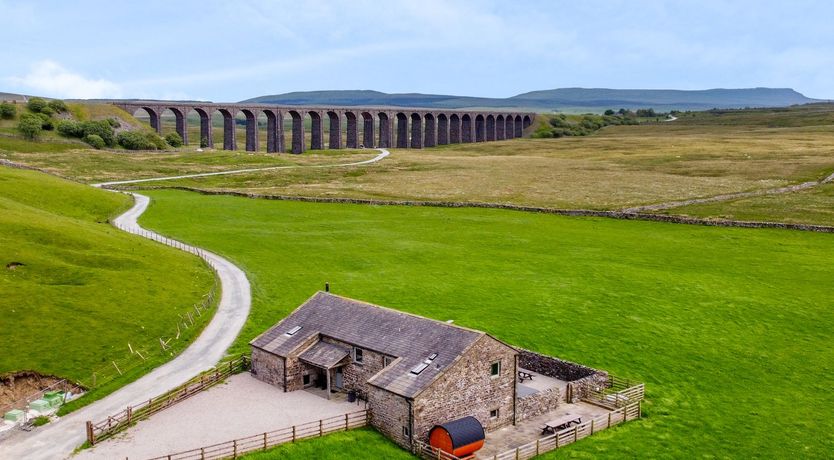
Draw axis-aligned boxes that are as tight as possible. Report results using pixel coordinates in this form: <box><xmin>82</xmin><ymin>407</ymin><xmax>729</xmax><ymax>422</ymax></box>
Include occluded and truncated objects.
<box><xmin>285</xmin><ymin>326</ymin><xmax>302</xmax><ymax>336</ymax></box>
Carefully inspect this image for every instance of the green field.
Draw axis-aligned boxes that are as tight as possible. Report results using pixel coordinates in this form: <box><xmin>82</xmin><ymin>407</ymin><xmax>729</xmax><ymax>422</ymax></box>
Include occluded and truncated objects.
<box><xmin>138</xmin><ymin>189</ymin><xmax>834</xmax><ymax>458</ymax></box>
<box><xmin>0</xmin><ymin>167</ymin><xmax>215</xmax><ymax>411</ymax></box>
<box><xmin>240</xmin><ymin>427</ymin><xmax>415</xmax><ymax>459</ymax></box>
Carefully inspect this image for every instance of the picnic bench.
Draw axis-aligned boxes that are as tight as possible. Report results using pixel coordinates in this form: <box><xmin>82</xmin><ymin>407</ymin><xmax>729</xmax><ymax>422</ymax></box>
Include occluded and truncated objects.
<box><xmin>541</xmin><ymin>416</ymin><xmax>582</xmax><ymax>435</ymax></box>
<box><xmin>518</xmin><ymin>370</ymin><xmax>534</xmax><ymax>383</ymax></box>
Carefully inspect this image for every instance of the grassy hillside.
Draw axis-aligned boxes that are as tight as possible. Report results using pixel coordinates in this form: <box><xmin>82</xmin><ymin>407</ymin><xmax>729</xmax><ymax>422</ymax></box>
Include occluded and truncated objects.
<box><xmin>0</xmin><ymin>167</ymin><xmax>215</xmax><ymax>410</ymax></box>
<box><xmin>139</xmin><ymin>190</ymin><xmax>834</xmax><ymax>458</ymax></box>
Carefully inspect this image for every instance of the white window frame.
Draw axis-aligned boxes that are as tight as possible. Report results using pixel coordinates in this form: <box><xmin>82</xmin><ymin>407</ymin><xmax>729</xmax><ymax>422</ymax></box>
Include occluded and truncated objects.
<box><xmin>353</xmin><ymin>347</ymin><xmax>364</xmax><ymax>364</ymax></box>
<box><xmin>490</xmin><ymin>360</ymin><xmax>501</xmax><ymax>378</ymax></box>
<box><xmin>490</xmin><ymin>408</ymin><xmax>500</xmax><ymax>418</ymax></box>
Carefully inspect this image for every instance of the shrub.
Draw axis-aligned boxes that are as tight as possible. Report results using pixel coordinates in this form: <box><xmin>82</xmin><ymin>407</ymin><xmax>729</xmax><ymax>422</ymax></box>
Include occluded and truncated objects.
<box><xmin>26</xmin><ymin>97</ymin><xmax>48</xmax><ymax>113</ymax></box>
<box><xmin>200</xmin><ymin>136</ymin><xmax>209</xmax><ymax>148</ymax></box>
<box><xmin>47</xmin><ymin>100</ymin><xmax>68</xmax><ymax>113</ymax></box>
<box><xmin>80</xmin><ymin>120</ymin><xmax>115</xmax><ymax>146</ymax></box>
<box><xmin>0</xmin><ymin>102</ymin><xmax>17</xmax><ymax>119</ymax></box>
<box><xmin>604</xmin><ymin>109</ymin><xmax>615</xmax><ymax>116</ymax></box>
<box><xmin>164</xmin><ymin>132</ymin><xmax>183</xmax><ymax>148</ymax></box>
<box><xmin>32</xmin><ymin>416</ymin><xmax>50</xmax><ymax>427</ymax></box>
<box><xmin>106</xmin><ymin>118</ymin><xmax>120</xmax><ymax>128</ymax></box>
<box><xmin>17</xmin><ymin>113</ymin><xmax>43</xmax><ymax>140</ymax></box>
<box><xmin>117</xmin><ymin>130</ymin><xmax>168</xmax><ymax>150</ymax></box>
<box><xmin>84</xmin><ymin>134</ymin><xmax>106</xmax><ymax>149</ymax></box>
<box><xmin>56</xmin><ymin>120</ymin><xmax>84</xmax><ymax>138</ymax></box>
<box><xmin>39</xmin><ymin>105</ymin><xmax>55</xmax><ymax>117</ymax></box>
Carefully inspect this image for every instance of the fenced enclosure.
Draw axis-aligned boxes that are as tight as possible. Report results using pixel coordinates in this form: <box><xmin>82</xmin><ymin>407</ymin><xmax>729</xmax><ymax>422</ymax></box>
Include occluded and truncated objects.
<box><xmin>145</xmin><ymin>410</ymin><xmax>369</xmax><ymax>460</ymax></box>
<box><xmin>490</xmin><ymin>401</ymin><xmax>641</xmax><ymax>460</ymax></box>
<box><xmin>412</xmin><ymin>440</ymin><xmax>462</xmax><ymax>460</ymax></box>
<box><xmin>583</xmin><ymin>375</ymin><xmax>645</xmax><ymax>409</ymax></box>
<box><xmin>86</xmin><ymin>355</ymin><xmax>249</xmax><ymax>445</ymax></box>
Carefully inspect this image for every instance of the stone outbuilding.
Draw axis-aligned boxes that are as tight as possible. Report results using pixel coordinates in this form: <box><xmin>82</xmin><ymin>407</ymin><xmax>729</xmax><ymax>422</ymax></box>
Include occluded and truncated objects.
<box><xmin>250</xmin><ymin>292</ymin><xmax>520</xmax><ymax>448</ymax></box>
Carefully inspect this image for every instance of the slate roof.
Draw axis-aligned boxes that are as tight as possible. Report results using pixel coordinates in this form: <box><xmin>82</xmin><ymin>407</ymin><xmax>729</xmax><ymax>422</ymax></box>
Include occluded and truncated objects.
<box><xmin>299</xmin><ymin>341</ymin><xmax>350</xmax><ymax>369</ymax></box>
<box><xmin>250</xmin><ymin>292</ymin><xmax>508</xmax><ymax>398</ymax></box>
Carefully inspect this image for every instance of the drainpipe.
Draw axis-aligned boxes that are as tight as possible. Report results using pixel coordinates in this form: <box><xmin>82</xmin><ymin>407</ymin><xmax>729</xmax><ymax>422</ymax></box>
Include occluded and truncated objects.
<box><xmin>512</xmin><ymin>354</ymin><xmax>518</xmax><ymax>425</ymax></box>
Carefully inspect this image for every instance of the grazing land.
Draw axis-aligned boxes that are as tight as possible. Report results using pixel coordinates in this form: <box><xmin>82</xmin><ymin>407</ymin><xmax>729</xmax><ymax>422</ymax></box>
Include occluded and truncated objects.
<box><xmin>240</xmin><ymin>427</ymin><xmax>415</xmax><ymax>460</ymax></box>
<box><xmin>0</xmin><ymin>168</ymin><xmax>215</xmax><ymax>411</ymax></box>
<box><xmin>139</xmin><ymin>189</ymin><xmax>834</xmax><ymax>458</ymax></box>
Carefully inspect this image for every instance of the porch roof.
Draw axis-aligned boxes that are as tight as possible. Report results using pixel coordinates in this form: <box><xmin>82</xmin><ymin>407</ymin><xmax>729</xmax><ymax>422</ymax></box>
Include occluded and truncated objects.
<box><xmin>299</xmin><ymin>341</ymin><xmax>351</xmax><ymax>369</ymax></box>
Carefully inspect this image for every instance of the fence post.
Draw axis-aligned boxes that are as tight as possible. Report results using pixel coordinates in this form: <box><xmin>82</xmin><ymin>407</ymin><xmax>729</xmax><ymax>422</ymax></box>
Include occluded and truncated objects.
<box><xmin>638</xmin><ymin>400</ymin><xmax>642</xmax><ymax>418</ymax></box>
<box><xmin>536</xmin><ymin>438</ymin><xmax>540</xmax><ymax>455</ymax></box>
<box><xmin>319</xmin><ymin>419</ymin><xmax>323</xmax><ymax>436</ymax></box>
<box><xmin>86</xmin><ymin>421</ymin><xmax>94</xmax><ymax>445</ymax></box>
<box><xmin>292</xmin><ymin>425</ymin><xmax>296</xmax><ymax>441</ymax></box>
<box><xmin>233</xmin><ymin>439</ymin><xmax>237</xmax><ymax>458</ymax></box>
<box><xmin>590</xmin><ymin>418</ymin><xmax>594</xmax><ymax>434</ymax></box>
<box><xmin>608</xmin><ymin>412</ymin><xmax>612</xmax><ymax>428</ymax></box>
<box><xmin>263</xmin><ymin>432</ymin><xmax>268</xmax><ymax>449</ymax></box>
<box><xmin>574</xmin><ymin>425</ymin><xmax>578</xmax><ymax>442</ymax></box>
<box><xmin>201</xmin><ymin>447</ymin><xmax>205</xmax><ymax>460</ymax></box>
<box><xmin>345</xmin><ymin>413</ymin><xmax>349</xmax><ymax>430</ymax></box>
<box><xmin>555</xmin><ymin>431</ymin><xmax>560</xmax><ymax>448</ymax></box>
<box><xmin>127</xmin><ymin>406</ymin><xmax>132</xmax><ymax>425</ymax></box>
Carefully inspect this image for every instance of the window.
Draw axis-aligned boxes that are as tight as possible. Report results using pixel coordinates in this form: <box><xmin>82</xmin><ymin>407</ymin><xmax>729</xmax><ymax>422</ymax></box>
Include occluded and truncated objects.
<box><xmin>303</xmin><ymin>374</ymin><xmax>311</xmax><ymax>386</ymax></box>
<box><xmin>402</xmin><ymin>425</ymin><xmax>411</xmax><ymax>437</ymax></box>
<box><xmin>490</xmin><ymin>408</ymin><xmax>500</xmax><ymax>418</ymax></box>
<box><xmin>285</xmin><ymin>325</ymin><xmax>302</xmax><ymax>336</ymax></box>
<box><xmin>490</xmin><ymin>361</ymin><xmax>501</xmax><ymax>377</ymax></box>
<box><xmin>410</xmin><ymin>363</ymin><xmax>428</xmax><ymax>375</ymax></box>
<box><xmin>383</xmin><ymin>356</ymin><xmax>393</xmax><ymax>367</ymax></box>
<box><xmin>353</xmin><ymin>347</ymin><xmax>364</xmax><ymax>364</ymax></box>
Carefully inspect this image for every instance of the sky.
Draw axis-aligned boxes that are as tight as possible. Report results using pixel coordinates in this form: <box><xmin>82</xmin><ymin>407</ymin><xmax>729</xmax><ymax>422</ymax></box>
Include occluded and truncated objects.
<box><xmin>1</xmin><ymin>0</ymin><xmax>832</xmax><ymax>102</ymax></box>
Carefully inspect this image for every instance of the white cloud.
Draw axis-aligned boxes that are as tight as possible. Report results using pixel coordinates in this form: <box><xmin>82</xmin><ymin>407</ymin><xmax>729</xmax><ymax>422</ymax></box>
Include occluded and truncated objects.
<box><xmin>7</xmin><ymin>60</ymin><xmax>123</xmax><ymax>99</ymax></box>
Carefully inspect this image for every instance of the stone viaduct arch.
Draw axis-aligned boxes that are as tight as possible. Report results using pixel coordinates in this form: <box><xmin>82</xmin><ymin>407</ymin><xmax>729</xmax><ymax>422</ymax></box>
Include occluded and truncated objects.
<box><xmin>113</xmin><ymin>102</ymin><xmax>535</xmax><ymax>154</ymax></box>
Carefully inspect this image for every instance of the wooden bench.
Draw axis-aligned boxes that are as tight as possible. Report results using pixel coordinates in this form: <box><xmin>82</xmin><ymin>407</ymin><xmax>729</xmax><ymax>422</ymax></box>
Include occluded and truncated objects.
<box><xmin>518</xmin><ymin>370</ymin><xmax>534</xmax><ymax>383</ymax></box>
<box><xmin>541</xmin><ymin>417</ymin><xmax>581</xmax><ymax>435</ymax></box>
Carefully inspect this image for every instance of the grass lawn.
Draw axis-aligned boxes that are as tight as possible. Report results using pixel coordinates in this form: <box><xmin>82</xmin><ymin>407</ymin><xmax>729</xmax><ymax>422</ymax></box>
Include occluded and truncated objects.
<box><xmin>138</xmin><ymin>189</ymin><xmax>834</xmax><ymax>458</ymax></box>
<box><xmin>240</xmin><ymin>427</ymin><xmax>415</xmax><ymax>459</ymax></box>
<box><xmin>0</xmin><ymin>168</ymin><xmax>215</xmax><ymax>412</ymax></box>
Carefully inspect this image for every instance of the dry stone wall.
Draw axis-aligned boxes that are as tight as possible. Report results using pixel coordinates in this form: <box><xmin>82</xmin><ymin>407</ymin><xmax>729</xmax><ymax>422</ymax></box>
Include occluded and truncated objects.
<box><xmin>517</xmin><ymin>387</ymin><xmax>561</xmax><ymax>421</ymax></box>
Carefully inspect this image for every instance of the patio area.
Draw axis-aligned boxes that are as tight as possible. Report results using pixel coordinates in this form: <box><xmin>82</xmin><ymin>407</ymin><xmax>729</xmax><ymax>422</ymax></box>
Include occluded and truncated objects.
<box><xmin>479</xmin><ymin>401</ymin><xmax>611</xmax><ymax>458</ymax></box>
<box><xmin>516</xmin><ymin>367</ymin><xmax>567</xmax><ymax>398</ymax></box>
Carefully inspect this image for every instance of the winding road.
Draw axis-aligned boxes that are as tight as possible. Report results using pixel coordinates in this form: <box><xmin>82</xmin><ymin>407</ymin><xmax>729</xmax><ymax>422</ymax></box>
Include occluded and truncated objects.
<box><xmin>0</xmin><ymin>149</ymin><xmax>390</xmax><ymax>459</ymax></box>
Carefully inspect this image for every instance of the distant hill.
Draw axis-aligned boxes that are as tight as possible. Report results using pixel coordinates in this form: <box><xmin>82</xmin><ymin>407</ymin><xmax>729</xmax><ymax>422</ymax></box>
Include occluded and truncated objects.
<box><xmin>243</xmin><ymin>88</ymin><xmax>819</xmax><ymax>112</ymax></box>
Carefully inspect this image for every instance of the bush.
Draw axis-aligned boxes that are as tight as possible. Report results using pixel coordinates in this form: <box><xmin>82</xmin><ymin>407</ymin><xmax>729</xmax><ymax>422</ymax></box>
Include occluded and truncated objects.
<box><xmin>0</xmin><ymin>102</ymin><xmax>17</xmax><ymax>119</ymax></box>
<box><xmin>164</xmin><ymin>132</ymin><xmax>183</xmax><ymax>148</ymax></box>
<box><xmin>200</xmin><ymin>136</ymin><xmax>209</xmax><ymax>148</ymax></box>
<box><xmin>80</xmin><ymin>120</ymin><xmax>115</xmax><ymax>146</ymax></box>
<box><xmin>17</xmin><ymin>113</ymin><xmax>43</xmax><ymax>140</ymax></box>
<box><xmin>117</xmin><ymin>131</ymin><xmax>168</xmax><ymax>150</ymax></box>
<box><xmin>26</xmin><ymin>97</ymin><xmax>48</xmax><ymax>113</ymax></box>
<box><xmin>56</xmin><ymin>120</ymin><xmax>84</xmax><ymax>138</ymax></box>
<box><xmin>47</xmin><ymin>100</ymin><xmax>68</xmax><ymax>113</ymax></box>
<box><xmin>32</xmin><ymin>416</ymin><xmax>50</xmax><ymax>427</ymax></box>
<box><xmin>84</xmin><ymin>134</ymin><xmax>106</xmax><ymax>149</ymax></box>
<box><xmin>39</xmin><ymin>105</ymin><xmax>55</xmax><ymax>117</ymax></box>
<box><xmin>604</xmin><ymin>109</ymin><xmax>615</xmax><ymax>116</ymax></box>
<box><xmin>106</xmin><ymin>118</ymin><xmax>120</xmax><ymax>128</ymax></box>
<box><xmin>36</xmin><ymin>113</ymin><xmax>54</xmax><ymax>130</ymax></box>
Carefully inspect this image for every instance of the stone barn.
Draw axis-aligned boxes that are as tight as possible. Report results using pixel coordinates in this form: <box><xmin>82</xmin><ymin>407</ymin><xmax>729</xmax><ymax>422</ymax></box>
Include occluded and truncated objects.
<box><xmin>250</xmin><ymin>292</ymin><xmax>519</xmax><ymax>448</ymax></box>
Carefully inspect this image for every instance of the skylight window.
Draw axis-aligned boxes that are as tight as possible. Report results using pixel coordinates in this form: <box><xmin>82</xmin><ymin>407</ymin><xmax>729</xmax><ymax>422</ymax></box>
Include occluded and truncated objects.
<box><xmin>410</xmin><ymin>363</ymin><xmax>429</xmax><ymax>375</ymax></box>
<box><xmin>285</xmin><ymin>326</ymin><xmax>302</xmax><ymax>336</ymax></box>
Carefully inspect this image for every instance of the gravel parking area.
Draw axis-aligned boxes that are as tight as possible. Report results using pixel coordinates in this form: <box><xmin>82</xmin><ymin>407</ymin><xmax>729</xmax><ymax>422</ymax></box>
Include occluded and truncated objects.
<box><xmin>76</xmin><ymin>373</ymin><xmax>359</xmax><ymax>459</ymax></box>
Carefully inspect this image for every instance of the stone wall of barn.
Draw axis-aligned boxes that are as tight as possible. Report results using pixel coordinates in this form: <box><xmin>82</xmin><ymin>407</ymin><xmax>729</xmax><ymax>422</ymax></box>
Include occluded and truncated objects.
<box><xmin>284</xmin><ymin>334</ymin><xmax>321</xmax><ymax>392</ymax></box>
<box><xmin>321</xmin><ymin>337</ymin><xmax>393</xmax><ymax>397</ymax></box>
<box><xmin>412</xmin><ymin>335</ymin><xmax>517</xmax><ymax>442</ymax></box>
<box><xmin>367</xmin><ymin>386</ymin><xmax>411</xmax><ymax>448</ymax></box>
<box><xmin>251</xmin><ymin>347</ymin><xmax>285</xmax><ymax>389</ymax></box>
<box><xmin>516</xmin><ymin>387</ymin><xmax>561</xmax><ymax>421</ymax></box>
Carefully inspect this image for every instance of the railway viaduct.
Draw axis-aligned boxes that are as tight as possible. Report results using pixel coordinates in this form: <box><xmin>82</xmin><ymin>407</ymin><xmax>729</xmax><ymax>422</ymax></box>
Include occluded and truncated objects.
<box><xmin>112</xmin><ymin>101</ymin><xmax>535</xmax><ymax>154</ymax></box>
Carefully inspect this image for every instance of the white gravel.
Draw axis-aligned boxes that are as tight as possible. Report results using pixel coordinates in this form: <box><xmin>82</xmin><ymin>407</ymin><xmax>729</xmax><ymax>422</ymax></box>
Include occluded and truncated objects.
<box><xmin>75</xmin><ymin>373</ymin><xmax>360</xmax><ymax>460</ymax></box>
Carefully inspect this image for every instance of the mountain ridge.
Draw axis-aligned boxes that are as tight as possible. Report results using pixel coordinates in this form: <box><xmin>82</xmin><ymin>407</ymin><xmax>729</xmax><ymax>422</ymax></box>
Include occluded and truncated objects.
<box><xmin>243</xmin><ymin>87</ymin><xmax>819</xmax><ymax>112</ymax></box>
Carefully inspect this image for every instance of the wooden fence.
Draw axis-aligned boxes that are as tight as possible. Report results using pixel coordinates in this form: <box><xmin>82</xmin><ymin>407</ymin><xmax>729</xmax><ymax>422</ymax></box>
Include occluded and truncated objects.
<box><xmin>583</xmin><ymin>375</ymin><xmax>645</xmax><ymax>409</ymax></box>
<box><xmin>86</xmin><ymin>355</ymin><xmax>249</xmax><ymax>445</ymax></box>
<box><xmin>145</xmin><ymin>410</ymin><xmax>370</xmax><ymax>460</ymax></box>
<box><xmin>412</xmin><ymin>440</ymin><xmax>462</xmax><ymax>460</ymax></box>
<box><xmin>491</xmin><ymin>401</ymin><xmax>641</xmax><ymax>460</ymax></box>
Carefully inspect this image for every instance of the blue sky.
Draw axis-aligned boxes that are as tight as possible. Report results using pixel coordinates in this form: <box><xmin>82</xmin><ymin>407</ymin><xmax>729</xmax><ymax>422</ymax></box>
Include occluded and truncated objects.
<box><xmin>1</xmin><ymin>0</ymin><xmax>832</xmax><ymax>101</ymax></box>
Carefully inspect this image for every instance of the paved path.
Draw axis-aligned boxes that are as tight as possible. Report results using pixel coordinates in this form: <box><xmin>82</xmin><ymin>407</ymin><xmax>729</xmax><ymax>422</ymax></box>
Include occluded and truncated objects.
<box><xmin>0</xmin><ymin>149</ymin><xmax>390</xmax><ymax>459</ymax></box>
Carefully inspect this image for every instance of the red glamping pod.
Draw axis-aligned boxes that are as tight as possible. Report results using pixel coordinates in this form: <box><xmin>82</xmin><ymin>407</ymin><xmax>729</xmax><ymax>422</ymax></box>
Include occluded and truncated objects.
<box><xmin>428</xmin><ymin>416</ymin><xmax>485</xmax><ymax>458</ymax></box>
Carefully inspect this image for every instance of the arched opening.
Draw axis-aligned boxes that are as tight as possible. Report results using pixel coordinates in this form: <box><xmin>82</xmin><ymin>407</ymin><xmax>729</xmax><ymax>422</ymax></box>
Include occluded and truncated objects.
<box><xmin>437</xmin><ymin>114</ymin><xmax>449</xmax><ymax>145</ymax></box>
<box><xmin>192</xmin><ymin>108</ymin><xmax>213</xmax><ymax>148</ymax></box>
<box><xmin>523</xmin><ymin>115</ymin><xmax>533</xmax><ymax>129</ymax></box>
<box><xmin>289</xmin><ymin>110</ymin><xmax>304</xmax><ymax>154</ymax></box>
<box><xmin>361</xmin><ymin>112</ymin><xmax>374</xmax><ymax>148</ymax></box>
<box><xmin>378</xmin><ymin>112</ymin><xmax>391</xmax><ymax>148</ymax></box>
<box><xmin>475</xmin><ymin>114</ymin><xmax>485</xmax><ymax>142</ymax></box>
<box><xmin>158</xmin><ymin>107</ymin><xmax>188</xmax><ymax>146</ymax></box>
<box><xmin>239</xmin><ymin>109</ymin><xmax>259</xmax><ymax>152</ymax></box>
<box><xmin>505</xmin><ymin>115</ymin><xmax>515</xmax><ymax>139</ymax></box>
<box><xmin>396</xmin><ymin>113</ymin><xmax>408</xmax><ymax>148</ymax></box>
<box><xmin>486</xmin><ymin>115</ymin><xmax>496</xmax><ymax>141</ymax></box>
<box><xmin>495</xmin><ymin>115</ymin><xmax>505</xmax><ymax>140</ymax></box>
<box><xmin>410</xmin><ymin>113</ymin><xmax>423</xmax><ymax>148</ymax></box>
<box><xmin>326</xmin><ymin>111</ymin><xmax>341</xmax><ymax>149</ymax></box>
<box><xmin>309</xmin><ymin>111</ymin><xmax>323</xmax><ymax>150</ymax></box>
<box><xmin>215</xmin><ymin>108</ymin><xmax>236</xmax><ymax>150</ymax></box>
<box><xmin>514</xmin><ymin>115</ymin><xmax>523</xmax><ymax>138</ymax></box>
<box><xmin>449</xmin><ymin>114</ymin><xmax>461</xmax><ymax>144</ymax></box>
<box><xmin>461</xmin><ymin>114</ymin><xmax>473</xmax><ymax>143</ymax></box>
<box><xmin>424</xmin><ymin>113</ymin><xmax>436</xmax><ymax>147</ymax></box>
<box><xmin>132</xmin><ymin>106</ymin><xmax>161</xmax><ymax>134</ymax></box>
<box><xmin>264</xmin><ymin>109</ymin><xmax>283</xmax><ymax>153</ymax></box>
<box><xmin>345</xmin><ymin>112</ymin><xmax>358</xmax><ymax>149</ymax></box>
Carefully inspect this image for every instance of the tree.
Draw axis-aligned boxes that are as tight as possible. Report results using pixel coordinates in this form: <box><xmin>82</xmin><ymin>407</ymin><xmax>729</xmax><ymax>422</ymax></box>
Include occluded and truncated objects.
<box><xmin>0</xmin><ymin>102</ymin><xmax>16</xmax><ymax>119</ymax></box>
<box><xmin>84</xmin><ymin>134</ymin><xmax>106</xmax><ymax>149</ymax></box>
<box><xmin>80</xmin><ymin>120</ymin><xmax>115</xmax><ymax>146</ymax></box>
<box><xmin>604</xmin><ymin>109</ymin><xmax>615</xmax><ymax>116</ymax></box>
<box><xmin>17</xmin><ymin>113</ymin><xmax>43</xmax><ymax>140</ymax></box>
<box><xmin>164</xmin><ymin>132</ymin><xmax>183</xmax><ymax>148</ymax></box>
<box><xmin>26</xmin><ymin>97</ymin><xmax>48</xmax><ymax>113</ymax></box>
<box><xmin>47</xmin><ymin>100</ymin><xmax>68</xmax><ymax>113</ymax></box>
